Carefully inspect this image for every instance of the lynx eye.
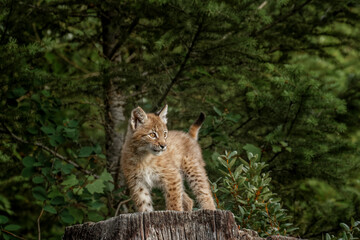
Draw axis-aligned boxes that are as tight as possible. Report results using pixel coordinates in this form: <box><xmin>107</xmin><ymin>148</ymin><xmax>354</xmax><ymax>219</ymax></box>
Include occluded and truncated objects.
<box><xmin>149</xmin><ymin>132</ymin><xmax>157</xmax><ymax>138</ymax></box>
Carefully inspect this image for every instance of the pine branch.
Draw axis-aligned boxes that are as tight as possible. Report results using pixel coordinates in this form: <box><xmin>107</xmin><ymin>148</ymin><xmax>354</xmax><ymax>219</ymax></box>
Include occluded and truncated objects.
<box><xmin>152</xmin><ymin>19</ymin><xmax>203</xmax><ymax>111</ymax></box>
<box><xmin>0</xmin><ymin>0</ymin><xmax>15</xmax><ymax>44</ymax></box>
<box><xmin>55</xmin><ymin>51</ymin><xmax>90</xmax><ymax>73</ymax></box>
<box><xmin>230</xmin><ymin>117</ymin><xmax>254</xmax><ymax>137</ymax></box>
<box><xmin>286</xmin><ymin>92</ymin><xmax>306</xmax><ymax>138</ymax></box>
<box><xmin>266</xmin><ymin>151</ymin><xmax>283</xmax><ymax>167</ymax></box>
<box><xmin>254</xmin><ymin>0</ymin><xmax>313</xmax><ymax>37</ymax></box>
<box><xmin>109</xmin><ymin>17</ymin><xmax>139</xmax><ymax>61</ymax></box>
<box><xmin>267</xmin><ymin>43</ymin><xmax>348</xmax><ymax>54</ymax></box>
<box><xmin>3</xmin><ymin>124</ymin><xmax>99</xmax><ymax>179</ymax></box>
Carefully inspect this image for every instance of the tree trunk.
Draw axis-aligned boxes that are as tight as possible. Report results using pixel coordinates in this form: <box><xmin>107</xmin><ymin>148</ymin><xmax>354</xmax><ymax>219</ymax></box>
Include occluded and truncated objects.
<box><xmin>101</xmin><ymin>10</ymin><xmax>126</xmax><ymax>188</ymax></box>
<box><xmin>62</xmin><ymin>210</ymin><xmax>302</xmax><ymax>240</ymax></box>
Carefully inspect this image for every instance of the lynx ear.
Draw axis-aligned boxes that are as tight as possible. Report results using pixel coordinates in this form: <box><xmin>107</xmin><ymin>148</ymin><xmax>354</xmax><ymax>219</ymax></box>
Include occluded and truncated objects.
<box><xmin>156</xmin><ymin>104</ymin><xmax>168</xmax><ymax>124</ymax></box>
<box><xmin>131</xmin><ymin>107</ymin><xmax>148</xmax><ymax>130</ymax></box>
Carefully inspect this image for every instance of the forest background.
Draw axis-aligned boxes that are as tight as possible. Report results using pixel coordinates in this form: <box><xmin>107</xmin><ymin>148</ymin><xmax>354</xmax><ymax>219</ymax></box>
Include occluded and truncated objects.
<box><xmin>0</xmin><ymin>0</ymin><xmax>359</xmax><ymax>239</ymax></box>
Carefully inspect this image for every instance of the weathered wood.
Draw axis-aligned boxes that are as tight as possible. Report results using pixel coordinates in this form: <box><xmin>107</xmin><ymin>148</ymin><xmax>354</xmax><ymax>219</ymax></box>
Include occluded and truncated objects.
<box><xmin>63</xmin><ymin>210</ymin><xmax>302</xmax><ymax>240</ymax></box>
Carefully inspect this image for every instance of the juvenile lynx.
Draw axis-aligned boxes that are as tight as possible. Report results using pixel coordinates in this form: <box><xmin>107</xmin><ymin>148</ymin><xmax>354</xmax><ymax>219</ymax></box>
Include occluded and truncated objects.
<box><xmin>121</xmin><ymin>105</ymin><xmax>216</xmax><ymax>212</ymax></box>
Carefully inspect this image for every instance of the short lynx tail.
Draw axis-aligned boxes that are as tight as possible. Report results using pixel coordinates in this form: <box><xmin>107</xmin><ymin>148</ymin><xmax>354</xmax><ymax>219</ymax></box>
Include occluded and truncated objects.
<box><xmin>188</xmin><ymin>112</ymin><xmax>205</xmax><ymax>140</ymax></box>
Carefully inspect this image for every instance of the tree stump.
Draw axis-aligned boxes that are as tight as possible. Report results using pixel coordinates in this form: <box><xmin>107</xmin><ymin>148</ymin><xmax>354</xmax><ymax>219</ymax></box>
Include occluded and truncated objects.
<box><xmin>62</xmin><ymin>210</ymin><xmax>301</xmax><ymax>240</ymax></box>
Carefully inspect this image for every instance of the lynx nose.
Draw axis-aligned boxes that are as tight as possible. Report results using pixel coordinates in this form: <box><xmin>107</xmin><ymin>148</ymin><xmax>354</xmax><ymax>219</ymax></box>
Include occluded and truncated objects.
<box><xmin>159</xmin><ymin>143</ymin><xmax>167</xmax><ymax>150</ymax></box>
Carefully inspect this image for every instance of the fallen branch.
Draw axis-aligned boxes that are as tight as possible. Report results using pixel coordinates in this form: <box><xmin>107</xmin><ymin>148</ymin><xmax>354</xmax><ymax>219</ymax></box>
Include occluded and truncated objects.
<box><xmin>37</xmin><ymin>208</ymin><xmax>44</xmax><ymax>240</ymax></box>
<box><xmin>114</xmin><ymin>198</ymin><xmax>131</xmax><ymax>217</ymax></box>
<box><xmin>0</xmin><ymin>229</ymin><xmax>26</xmax><ymax>240</ymax></box>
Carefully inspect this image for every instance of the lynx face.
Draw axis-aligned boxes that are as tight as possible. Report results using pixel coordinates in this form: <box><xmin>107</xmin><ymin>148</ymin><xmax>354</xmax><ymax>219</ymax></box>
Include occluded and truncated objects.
<box><xmin>130</xmin><ymin>105</ymin><xmax>168</xmax><ymax>156</ymax></box>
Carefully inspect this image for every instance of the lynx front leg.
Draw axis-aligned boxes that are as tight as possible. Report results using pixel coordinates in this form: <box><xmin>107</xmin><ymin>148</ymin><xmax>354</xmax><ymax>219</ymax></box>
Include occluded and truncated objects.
<box><xmin>184</xmin><ymin>160</ymin><xmax>216</xmax><ymax>210</ymax></box>
<box><xmin>129</xmin><ymin>182</ymin><xmax>154</xmax><ymax>212</ymax></box>
<box><xmin>162</xmin><ymin>172</ymin><xmax>184</xmax><ymax>211</ymax></box>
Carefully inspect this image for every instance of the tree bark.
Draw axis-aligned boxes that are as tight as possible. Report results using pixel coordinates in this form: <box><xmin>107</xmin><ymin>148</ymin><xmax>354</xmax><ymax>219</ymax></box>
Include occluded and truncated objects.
<box><xmin>101</xmin><ymin>10</ymin><xmax>126</xmax><ymax>188</ymax></box>
<box><xmin>62</xmin><ymin>210</ymin><xmax>303</xmax><ymax>240</ymax></box>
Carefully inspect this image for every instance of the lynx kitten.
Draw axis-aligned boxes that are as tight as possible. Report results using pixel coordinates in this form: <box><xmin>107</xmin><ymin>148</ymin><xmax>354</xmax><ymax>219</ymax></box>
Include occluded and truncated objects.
<box><xmin>121</xmin><ymin>105</ymin><xmax>216</xmax><ymax>212</ymax></box>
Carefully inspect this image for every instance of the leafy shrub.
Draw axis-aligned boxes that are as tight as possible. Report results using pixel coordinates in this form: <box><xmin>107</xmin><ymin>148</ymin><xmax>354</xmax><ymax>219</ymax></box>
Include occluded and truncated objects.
<box><xmin>211</xmin><ymin>146</ymin><xmax>297</xmax><ymax>236</ymax></box>
<box><xmin>1</xmin><ymin>88</ymin><xmax>120</xmax><ymax>239</ymax></box>
<box><xmin>325</xmin><ymin>218</ymin><xmax>360</xmax><ymax>240</ymax></box>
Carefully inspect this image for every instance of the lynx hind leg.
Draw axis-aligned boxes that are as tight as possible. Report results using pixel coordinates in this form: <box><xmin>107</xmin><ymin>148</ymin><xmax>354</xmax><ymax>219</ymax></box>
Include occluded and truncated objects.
<box><xmin>182</xmin><ymin>192</ymin><xmax>194</xmax><ymax>211</ymax></box>
<box><xmin>183</xmin><ymin>157</ymin><xmax>216</xmax><ymax>210</ymax></box>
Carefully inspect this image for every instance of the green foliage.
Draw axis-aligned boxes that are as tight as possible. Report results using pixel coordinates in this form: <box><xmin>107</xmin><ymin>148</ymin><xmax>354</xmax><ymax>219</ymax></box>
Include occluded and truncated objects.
<box><xmin>212</xmin><ymin>147</ymin><xmax>297</xmax><ymax>236</ymax></box>
<box><xmin>325</xmin><ymin>218</ymin><xmax>360</xmax><ymax>240</ymax></box>
<box><xmin>0</xmin><ymin>47</ymin><xmax>117</xmax><ymax>238</ymax></box>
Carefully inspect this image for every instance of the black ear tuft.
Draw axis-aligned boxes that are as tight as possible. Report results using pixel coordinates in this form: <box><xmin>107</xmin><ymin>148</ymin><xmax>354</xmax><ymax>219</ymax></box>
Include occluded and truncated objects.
<box><xmin>156</xmin><ymin>104</ymin><xmax>168</xmax><ymax>124</ymax></box>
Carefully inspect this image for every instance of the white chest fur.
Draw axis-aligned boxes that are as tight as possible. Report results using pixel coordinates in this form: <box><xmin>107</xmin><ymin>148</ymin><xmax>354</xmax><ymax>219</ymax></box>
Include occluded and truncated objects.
<box><xmin>139</xmin><ymin>165</ymin><xmax>161</xmax><ymax>189</ymax></box>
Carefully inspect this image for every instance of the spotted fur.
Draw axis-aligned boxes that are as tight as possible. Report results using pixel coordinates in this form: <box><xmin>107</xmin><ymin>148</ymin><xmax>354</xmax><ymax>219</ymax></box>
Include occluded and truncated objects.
<box><xmin>121</xmin><ymin>105</ymin><xmax>215</xmax><ymax>212</ymax></box>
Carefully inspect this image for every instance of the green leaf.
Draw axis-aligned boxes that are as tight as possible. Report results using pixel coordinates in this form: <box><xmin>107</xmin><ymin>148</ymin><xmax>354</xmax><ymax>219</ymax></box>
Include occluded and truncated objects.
<box><xmin>49</xmin><ymin>134</ymin><xmax>65</xmax><ymax>147</ymax></box>
<box><xmin>78</xmin><ymin>146</ymin><xmax>93</xmax><ymax>158</ymax></box>
<box><xmin>44</xmin><ymin>205</ymin><xmax>57</xmax><ymax>214</ymax></box>
<box><xmin>60</xmin><ymin>209</ymin><xmax>75</xmax><ymax>224</ymax></box>
<box><xmin>32</xmin><ymin>186</ymin><xmax>47</xmax><ymax>201</ymax></box>
<box><xmin>3</xmin><ymin>233</ymin><xmax>11</xmax><ymax>240</ymax></box>
<box><xmin>340</xmin><ymin>223</ymin><xmax>350</xmax><ymax>232</ymax></box>
<box><xmin>228</xmin><ymin>157</ymin><xmax>236</xmax><ymax>169</ymax></box>
<box><xmin>286</xmin><ymin>227</ymin><xmax>299</xmax><ymax>233</ymax></box>
<box><xmin>0</xmin><ymin>215</ymin><xmax>9</xmax><ymax>224</ymax></box>
<box><xmin>31</xmin><ymin>93</ymin><xmax>40</xmax><ymax>103</ymax></box>
<box><xmin>243</xmin><ymin>144</ymin><xmax>262</xmax><ymax>160</ymax></box>
<box><xmin>93</xmin><ymin>144</ymin><xmax>102</xmax><ymax>154</ymax></box>
<box><xmin>50</xmin><ymin>196</ymin><xmax>65</xmax><ymax>206</ymax></box>
<box><xmin>67</xmin><ymin>120</ymin><xmax>79</xmax><ymax>128</ymax></box>
<box><xmin>272</xmin><ymin>145</ymin><xmax>281</xmax><ymax>153</ymax></box>
<box><xmin>64</xmin><ymin>128</ymin><xmax>77</xmax><ymax>139</ymax></box>
<box><xmin>4</xmin><ymin>224</ymin><xmax>21</xmax><ymax>231</ymax></box>
<box><xmin>325</xmin><ymin>233</ymin><xmax>332</xmax><ymax>240</ymax></box>
<box><xmin>105</xmin><ymin>182</ymin><xmax>114</xmax><ymax>192</ymax></box>
<box><xmin>41</xmin><ymin>167</ymin><xmax>51</xmax><ymax>176</ymax></box>
<box><xmin>61</xmin><ymin>175</ymin><xmax>79</xmax><ymax>188</ymax></box>
<box><xmin>279</xmin><ymin>141</ymin><xmax>288</xmax><ymax>147</ymax></box>
<box><xmin>217</xmin><ymin>156</ymin><xmax>228</xmax><ymax>169</ymax></box>
<box><xmin>12</xmin><ymin>88</ymin><xmax>26</xmax><ymax>98</ymax></box>
<box><xmin>99</xmin><ymin>169</ymin><xmax>113</xmax><ymax>182</ymax></box>
<box><xmin>27</xmin><ymin>127</ymin><xmax>38</xmax><ymax>135</ymax></box>
<box><xmin>61</xmin><ymin>164</ymin><xmax>74</xmax><ymax>174</ymax></box>
<box><xmin>40</xmin><ymin>126</ymin><xmax>55</xmax><ymax>135</ymax></box>
<box><xmin>41</xmin><ymin>90</ymin><xmax>51</xmax><ymax>97</ymax></box>
<box><xmin>32</xmin><ymin>176</ymin><xmax>45</xmax><ymax>184</ymax></box>
<box><xmin>90</xmin><ymin>201</ymin><xmax>105</xmax><ymax>210</ymax></box>
<box><xmin>21</xmin><ymin>167</ymin><xmax>34</xmax><ymax>178</ymax></box>
<box><xmin>213</xmin><ymin>106</ymin><xmax>222</xmax><ymax>116</ymax></box>
<box><xmin>72</xmin><ymin>187</ymin><xmax>84</xmax><ymax>195</ymax></box>
<box><xmin>87</xmin><ymin>211</ymin><xmax>103</xmax><ymax>222</ymax></box>
<box><xmin>234</xmin><ymin>164</ymin><xmax>243</xmax><ymax>176</ymax></box>
<box><xmin>86</xmin><ymin>179</ymin><xmax>105</xmax><ymax>194</ymax></box>
<box><xmin>68</xmin><ymin>207</ymin><xmax>83</xmax><ymax>223</ymax></box>
<box><xmin>22</xmin><ymin>156</ymin><xmax>35</xmax><ymax>167</ymax></box>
